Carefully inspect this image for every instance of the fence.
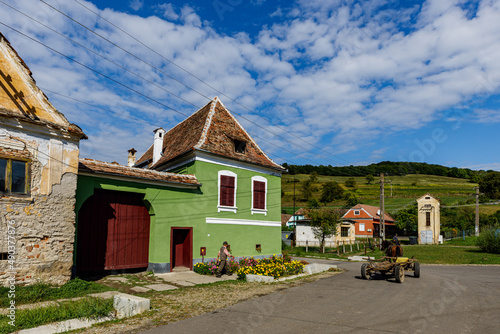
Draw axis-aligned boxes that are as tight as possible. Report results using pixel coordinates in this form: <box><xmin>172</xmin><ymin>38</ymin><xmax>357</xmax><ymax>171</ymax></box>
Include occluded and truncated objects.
<box><xmin>294</xmin><ymin>239</ymin><xmax>378</xmax><ymax>254</ymax></box>
<box><xmin>443</xmin><ymin>229</ymin><xmax>475</xmax><ymax>240</ymax></box>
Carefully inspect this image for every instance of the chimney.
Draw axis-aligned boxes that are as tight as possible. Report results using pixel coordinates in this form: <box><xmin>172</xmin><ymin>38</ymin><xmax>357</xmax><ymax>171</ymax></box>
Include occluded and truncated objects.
<box><xmin>152</xmin><ymin>128</ymin><xmax>165</xmax><ymax>165</ymax></box>
<box><xmin>127</xmin><ymin>148</ymin><xmax>137</xmax><ymax>167</ymax></box>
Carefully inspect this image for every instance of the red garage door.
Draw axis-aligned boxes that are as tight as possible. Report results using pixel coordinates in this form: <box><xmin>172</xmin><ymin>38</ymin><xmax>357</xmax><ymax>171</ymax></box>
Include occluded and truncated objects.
<box><xmin>77</xmin><ymin>190</ymin><xmax>150</xmax><ymax>271</ymax></box>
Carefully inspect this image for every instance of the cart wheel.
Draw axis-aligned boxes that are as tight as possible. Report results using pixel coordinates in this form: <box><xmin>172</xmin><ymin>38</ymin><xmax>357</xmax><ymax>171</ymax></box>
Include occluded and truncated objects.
<box><xmin>414</xmin><ymin>262</ymin><xmax>420</xmax><ymax>278</ymax></box>
<box><xmin>395</xmin><ymin>265</ymin><xmax>405</xmax><ymax>283</ymax></box>
<box><xmin>361</xmin><ymin>263</ymin><xmax>369</xmax><ymax>279</ymax></box>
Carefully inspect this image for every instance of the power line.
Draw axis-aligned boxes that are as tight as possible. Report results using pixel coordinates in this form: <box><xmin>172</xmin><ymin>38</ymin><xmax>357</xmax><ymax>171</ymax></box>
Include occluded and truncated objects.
<box><xmin>0</xmin><ymin>20</ymin><xmax>357</xmax><ymax>172</ymax></box>
<box><xmin>0</xmin><ymin>0</ymin><xmax>199</xmax><ymax>109</ymax></box>
<box><xmin>4</xmin><ymin>2</ymin><xmax>376</xmax><ymax>177</ymax></box>
<box><xmin>39</xmin><ymin>0</ymin><xmax>361</xmax><ymax>171</ymax></box>
<box><xmin>71</xmin><ymin>0</ymin><xmax>357</xmax><ymax>168</ymax></box>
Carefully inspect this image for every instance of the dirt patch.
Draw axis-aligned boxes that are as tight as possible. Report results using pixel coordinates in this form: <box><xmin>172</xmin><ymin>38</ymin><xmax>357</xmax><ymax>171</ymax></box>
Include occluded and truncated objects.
<box><xmin>75</xmin><ymin>270</ymin><xmax>343</xmax><ymax>333</ymax></box>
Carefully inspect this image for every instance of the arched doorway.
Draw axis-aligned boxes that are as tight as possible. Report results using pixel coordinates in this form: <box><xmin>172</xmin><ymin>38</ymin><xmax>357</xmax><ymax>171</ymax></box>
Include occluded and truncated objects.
<box><xmin>76</xmin><ymin>189</ymin><xmax>150</xmax><ymax>272</ymax></box>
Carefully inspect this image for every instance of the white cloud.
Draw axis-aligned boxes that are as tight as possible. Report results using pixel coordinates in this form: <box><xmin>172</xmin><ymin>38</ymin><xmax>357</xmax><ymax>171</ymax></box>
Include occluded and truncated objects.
<box><xmin>2</xmin><ymin>0</ymin><xmax>500</xmax><ymax>167</ymax></box>
<box><xmin>129</xmin><ymin>0</ymin><xmax>144</xmax><ymax>11</ymax></box>
<box><xmin>156</xmin><ymin>3</ymin><xmax>179</xmax><ymax>21</ymax></box>
<box><xmin>472</xmin><ymin>109</ymin><xmax>500</xmax><ymax>123</ymax></box>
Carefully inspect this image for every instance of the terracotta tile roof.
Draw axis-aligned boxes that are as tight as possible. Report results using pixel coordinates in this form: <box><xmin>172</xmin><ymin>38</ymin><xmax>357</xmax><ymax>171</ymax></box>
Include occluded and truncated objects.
<box><xmin>136</xmin><ymin>97</ymin><xmax>285</xmax><ymax>171</ymax></box>
<box><xmin>79</xmin><ymin>158</ymin><xmax>200</xmax><ymax>187</ymax></box>
<box><xmin>345</xmin><ymin>204</ymin><xmax>395</xmax><ymax>222</ymax></box>
<box><xmin>281</xmin><ymin>214</ymin><xmax>292</xmax><ymax>225</ymax></box>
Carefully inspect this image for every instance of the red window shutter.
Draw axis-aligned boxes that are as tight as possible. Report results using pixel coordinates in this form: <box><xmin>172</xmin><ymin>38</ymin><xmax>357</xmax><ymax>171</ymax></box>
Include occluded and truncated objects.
<box><xmin>220</xmin><ymin>175</ymin><xmax>235</xmax><ymax>206</ymax></box>
<box><xmin>253</xmin><ymin>181</ymin><xmax>265</xmax><ymax>209</ymax></box>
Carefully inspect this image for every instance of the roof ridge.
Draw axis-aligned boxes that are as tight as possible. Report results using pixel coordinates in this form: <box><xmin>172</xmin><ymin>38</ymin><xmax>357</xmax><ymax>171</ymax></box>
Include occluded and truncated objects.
<box><xmin>212</xmin><ymin>98</ymin><xmax>284</xmax><ymax>170</ymax></box>
<box><xmin>194</xmin><ymin>97</ymin><xmax>218</xmax><ymax>148</ymax></box>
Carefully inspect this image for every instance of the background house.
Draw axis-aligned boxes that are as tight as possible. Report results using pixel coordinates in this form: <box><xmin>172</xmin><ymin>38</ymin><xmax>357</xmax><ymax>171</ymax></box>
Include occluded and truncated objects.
<box><xmin>292</xmin><ymin>209</ymin><xmax>354</xmax><ymax>247</ymax></box>
<box><xmin>417</xmin><ymin>193</ymin><xmax>441</xmax><ymax>244</ymax></box>
<box><xmin>75</xmin><ymin>97</ymin><xmax>285</xmax><ymax>273</ymax></box>
<box><xmin>342</xmin><ymin>204</ymin><xmax>396</xmax><ymax>238</ymax></box>
<box><xmin>0</xmin><ymin>33</ymin><xmax>86</xmax><ymax>286</ymax></box>
<box><xmin>286</xmin><ymin>208</ymin><xmax>306</xmax><ymax>228</ymax></box>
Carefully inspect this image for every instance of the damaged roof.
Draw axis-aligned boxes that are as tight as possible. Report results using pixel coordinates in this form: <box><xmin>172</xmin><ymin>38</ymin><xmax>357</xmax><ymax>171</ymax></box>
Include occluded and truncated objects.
<box><xmin>136</xmin><ymin>97</ymin><xmax>285</xmax><ymax>171</ymax></box>
<box><xmin>79</xmin><ymin>158</ymin><xmax>201</xmax><ymax>187</ymax></box>
<box><xmin>0</xmin><ymin>33</ymin><xmax>86</xmax><ymax>139</ymax></box>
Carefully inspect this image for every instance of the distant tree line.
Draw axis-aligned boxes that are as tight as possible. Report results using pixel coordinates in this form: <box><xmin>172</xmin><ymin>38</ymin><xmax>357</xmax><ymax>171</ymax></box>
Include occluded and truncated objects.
<box><xmin>282</xmin><ymin>161</ymin><xmax>488</xmax><ymax>181</ymax></box>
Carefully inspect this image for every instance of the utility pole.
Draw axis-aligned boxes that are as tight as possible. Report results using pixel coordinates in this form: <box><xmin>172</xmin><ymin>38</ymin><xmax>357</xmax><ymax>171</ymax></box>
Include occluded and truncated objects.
<box><xmin>475</xmin><ymin>187</ymin><xmax>480</xmax><ymax>236</ymax></box>
<box><xmin>293</xmin><ymin>167</ymin><xmax>296</xmax><ymax>226</ymax></box>
<box><xmin>380</xmin><ymin>173</ymin><xmax>385</xmax><ymax>241</ymax></box>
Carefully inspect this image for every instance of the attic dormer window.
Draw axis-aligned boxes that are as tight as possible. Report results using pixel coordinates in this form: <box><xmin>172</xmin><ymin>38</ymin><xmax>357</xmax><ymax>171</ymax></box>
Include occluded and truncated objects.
<box><xmin>234</xmin><ymin>139</ymin><xmax>246</xmax><ymax>154</ymax></box>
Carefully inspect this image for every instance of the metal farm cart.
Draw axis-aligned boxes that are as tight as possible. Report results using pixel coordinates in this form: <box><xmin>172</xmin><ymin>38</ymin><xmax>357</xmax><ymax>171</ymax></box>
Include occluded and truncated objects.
<box><xmin>360</xmin><ymin>257</ymin><xmax>420</xmax><ymax>283</ymax></box>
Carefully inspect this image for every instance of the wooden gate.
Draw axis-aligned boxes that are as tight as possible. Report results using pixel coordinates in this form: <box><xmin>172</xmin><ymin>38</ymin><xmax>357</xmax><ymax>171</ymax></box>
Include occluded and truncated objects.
<box><xmin>77</xmin><ymin>190</ymin><xmax>150</xmax><ymax>271</ymax></box>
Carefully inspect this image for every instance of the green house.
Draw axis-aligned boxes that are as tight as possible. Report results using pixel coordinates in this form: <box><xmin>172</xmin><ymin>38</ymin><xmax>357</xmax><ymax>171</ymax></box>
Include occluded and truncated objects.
<box><xmin>75</xmin><ymin>97</ymin><xmax>285</xmax><ymax>273</ymax></box>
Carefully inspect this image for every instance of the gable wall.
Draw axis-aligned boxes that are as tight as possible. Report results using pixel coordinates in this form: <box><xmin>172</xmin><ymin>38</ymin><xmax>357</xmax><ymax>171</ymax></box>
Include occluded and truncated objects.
<box><xmin>1</xmin><ymin>123</ymin><xmax>80</xmax><ymax>286</ymax></box>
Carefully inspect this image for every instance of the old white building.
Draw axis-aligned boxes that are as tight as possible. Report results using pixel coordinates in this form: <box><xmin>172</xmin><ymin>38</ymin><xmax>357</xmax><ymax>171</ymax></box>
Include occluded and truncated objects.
<box><xmin>0</xmin><ymin>33</ymin><xmax>86</xmax><ymax>285</ymax></box>
<box><xmin>416</xmin><ymin>193</ymin><xmax>441</xmax><ymax>244</ymax></box>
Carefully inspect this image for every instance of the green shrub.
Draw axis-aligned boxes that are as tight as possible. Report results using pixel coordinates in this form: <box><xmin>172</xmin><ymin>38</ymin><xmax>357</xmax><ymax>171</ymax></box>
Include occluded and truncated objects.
<box><xmin>476</xmin><ymin>226</ymin><xmax>500</xmax><ymax>254</ymax></box>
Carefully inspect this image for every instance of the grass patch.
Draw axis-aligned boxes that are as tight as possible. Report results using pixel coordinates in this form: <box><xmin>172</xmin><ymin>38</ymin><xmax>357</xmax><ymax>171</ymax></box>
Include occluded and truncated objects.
<box><xmin>285</xmin><ymin>241</ymin><xmax>500</xmax><ymax>265</ymax></box>
<box><xmin>444</xmin><ymin>236</ymin><xmax>478</xmax><ymax>246</ymax></box>
<box><xmin>285</xmin><ymin>246</ymin><xmax>385</xmax><ymax>260</ymax></box>
<box><xmin>401</xmin><ymin>245</ymin><xmax>500</xmax><ymax>264</ymax></box>
<box><xmin>0</xmin><ymin>297</ymin><xmax>114</xmax><ymax>334</ymax></box>
<box><xmin>0</xmin><ymin>278</ymin><xmax>113</xmax><ymax>307</ymax></box>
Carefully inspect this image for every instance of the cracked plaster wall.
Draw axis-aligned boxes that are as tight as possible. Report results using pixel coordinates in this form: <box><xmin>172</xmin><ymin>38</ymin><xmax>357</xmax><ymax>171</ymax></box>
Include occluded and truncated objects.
<box><xmin>0</xmin><ymin>127</ymin><xmax>79</xmax><ymax>286</ymax></box>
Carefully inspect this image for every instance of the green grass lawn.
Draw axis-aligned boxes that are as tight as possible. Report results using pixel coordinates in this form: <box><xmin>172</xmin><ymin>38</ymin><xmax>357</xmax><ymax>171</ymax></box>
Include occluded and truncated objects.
<box><xmin>285</xmin><ymin>239</ymin><xmax>500</xmax><ymax>265</ymax></box>
<box><xmin>285</xmin><ymin>245</ymin><xmax>386</xmax><ymax>260</ymax></box>
<box><xmin>402</xmin><ymin>244</ymin><xmax>500</xmax><ymax>265</ymax></box>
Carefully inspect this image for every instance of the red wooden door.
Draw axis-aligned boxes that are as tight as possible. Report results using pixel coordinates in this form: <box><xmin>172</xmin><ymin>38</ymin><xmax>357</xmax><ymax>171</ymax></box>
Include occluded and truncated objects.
<box><xmin>171</xmin><ymin>228</ymin><xmax>192</xmax><ymax>270</ymax></box>
<box><xmin>77</xmin><ymin>190</ymin><xmax>150</xmax><ymax>271</ymax></box>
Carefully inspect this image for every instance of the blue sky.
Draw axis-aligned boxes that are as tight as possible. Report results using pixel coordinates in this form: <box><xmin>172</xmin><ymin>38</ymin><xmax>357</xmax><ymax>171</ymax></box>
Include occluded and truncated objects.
<box><xmin>1</xmin><ymin>0</ymin><xmax>499</xmax><ymax>171</ymax></box>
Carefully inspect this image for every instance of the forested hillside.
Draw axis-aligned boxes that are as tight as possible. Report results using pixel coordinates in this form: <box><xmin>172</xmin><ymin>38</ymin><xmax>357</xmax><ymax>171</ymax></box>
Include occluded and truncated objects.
<box><xmin>282</xmin><ymin>161</ymin><xmax>486</xmax><ymax>181</ymax></box>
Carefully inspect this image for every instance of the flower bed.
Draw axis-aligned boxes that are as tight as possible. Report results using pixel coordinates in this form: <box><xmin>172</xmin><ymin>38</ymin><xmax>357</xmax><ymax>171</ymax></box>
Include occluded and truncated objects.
<box><xmin>194</xmin><ymin>254</ymin><xmax>304</xmax><ymax>280</ymax></box>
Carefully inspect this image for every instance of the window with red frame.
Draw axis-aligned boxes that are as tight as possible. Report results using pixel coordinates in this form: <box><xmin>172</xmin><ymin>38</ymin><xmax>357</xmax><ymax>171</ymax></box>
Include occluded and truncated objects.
<box><xmin>220</xmin><ymin>175</ymin><xmax>235</xmax><ymax>206</ymax></box>
<box><xmin>253</xmin><ymin>180</ymin><xmax>266</xmax><ymax>210</ymax></box>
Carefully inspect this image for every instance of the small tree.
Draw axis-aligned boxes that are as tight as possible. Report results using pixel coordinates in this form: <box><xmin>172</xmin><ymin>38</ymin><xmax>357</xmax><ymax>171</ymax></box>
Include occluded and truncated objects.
<box><xmin>309</xmin><ymin>172</ymin><xmax>319</xmax><ymax>183</ymax></box>
<box><xmin>394</xmin><ymin>205</ymin><xmax>418</xmax><ymax>232</ymax></box>
<box><xmin>302</xmin><ymin>179</ymin><xmax>313</xmax><ymax>201</ymax></box>
<box><xmin>320</xmin><ymin>181</ymin><xmax>344</xmax><ymax>203</ymax></box>
<box><xmin>306</xmin><ymin>208</ymin><xmax>342</xmax><ymax>253</ymax></box>
<box><xmin>476</xmin><ymin>225</ymin><xmax>500</xmax><ymax>254</ymax></box>
<box><xmin>366</xmin><ymin>174</ymin><xmax>375</xmax><ymax>185</ymax></box>
<box><xmin>344</xmin><ymin>193</ymin><xmax>358</xmax><ymax>207</ymax></box>
<box><xmin>479</xmin><ymin>171</ymin><xmax>500</xmax><ymax>199</ymax></box>
<box><xmin>307</xmin><ymin>198</ymin><xmax>320</xmax><ymax>209</ymax></box>
<box><xmin>345</xmin><ymin>178</ymin><xmax>356</xmax><ymax>188</ymax></box>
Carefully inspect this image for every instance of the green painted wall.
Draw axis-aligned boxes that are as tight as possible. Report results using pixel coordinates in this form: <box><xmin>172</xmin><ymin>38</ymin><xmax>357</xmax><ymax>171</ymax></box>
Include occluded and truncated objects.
<box><xmin>75</xmin><ymin>160</ymin><xmax>282</xmax><ymax>272</ymax></box>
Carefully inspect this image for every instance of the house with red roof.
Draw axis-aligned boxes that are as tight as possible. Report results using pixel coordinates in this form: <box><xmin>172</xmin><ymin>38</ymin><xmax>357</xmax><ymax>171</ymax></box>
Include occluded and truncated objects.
<box><xmin>75</xmin><ymin>97</ymin><xmax>285</xmax><ymax>274</ymax></box>
<box><xmin>342</xmin><ymin>204</ymin><xmax>396</xmax><ymax>238</ymax></box>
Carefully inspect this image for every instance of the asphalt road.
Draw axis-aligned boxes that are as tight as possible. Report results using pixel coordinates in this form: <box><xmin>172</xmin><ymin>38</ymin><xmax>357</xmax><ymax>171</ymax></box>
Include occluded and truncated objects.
<box><xmin>142</xmin><ymin>259</ymin><xmax>500</xmax><ymax>334</ymax></box>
